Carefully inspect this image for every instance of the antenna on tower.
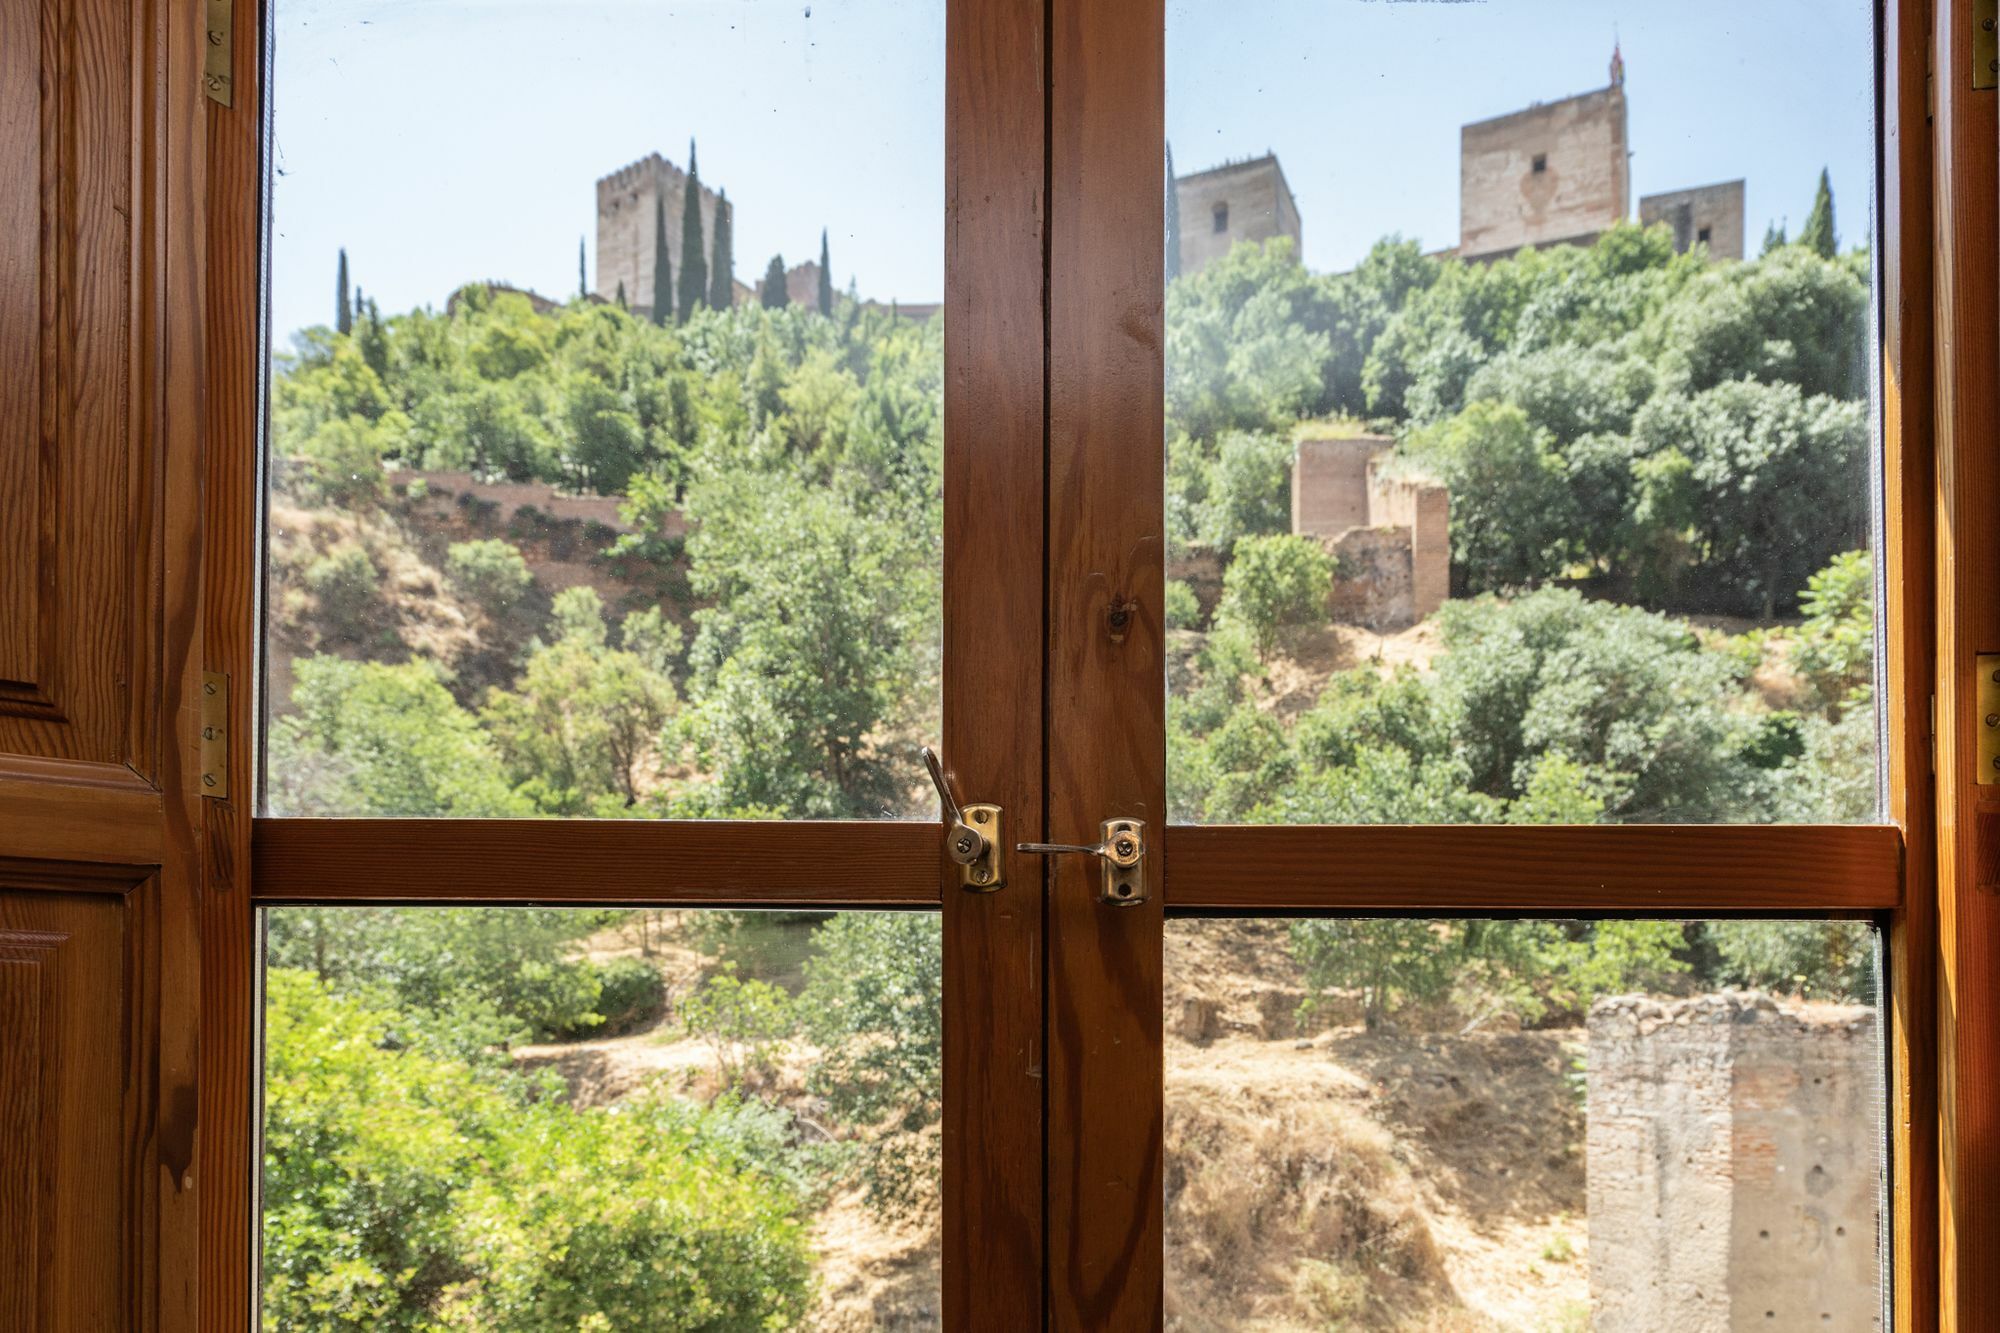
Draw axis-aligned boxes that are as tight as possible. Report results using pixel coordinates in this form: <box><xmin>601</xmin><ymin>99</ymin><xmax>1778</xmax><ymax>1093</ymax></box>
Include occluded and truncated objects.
<box><xmin>1610</xmin><ymin>30</ymin><xmax>1625</xmax><ymax>87</ymax></box>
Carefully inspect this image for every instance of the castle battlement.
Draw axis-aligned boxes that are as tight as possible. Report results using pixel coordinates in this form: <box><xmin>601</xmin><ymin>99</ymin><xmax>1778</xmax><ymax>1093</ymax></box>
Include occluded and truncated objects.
<box><xmin>595</xmin><ymin>152</ymin><xmax>687</xmax><ymax>200</ymax></box>
<box><xmin>594</xmin><ymin>148</ymin><xmax>730</xmax><ymax>316</ymax></box>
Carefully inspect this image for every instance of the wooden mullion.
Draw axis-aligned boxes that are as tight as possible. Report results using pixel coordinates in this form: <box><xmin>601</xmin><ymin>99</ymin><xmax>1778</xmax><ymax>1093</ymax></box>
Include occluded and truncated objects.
<box><xmin>1881</xmin><ymin>0</ymin><xmax>1939</xmax><ymax>1324</ymax></box>
<box><xmin>941</xmin><ymin>0</ymin><xmax>1048</xmax><ymax>1321</ymax></box>
<box><xmin>1164</xmin><ymin>824</ymin><xmax>1901</xmax><ymax>913</ymax></box>
<box><xmin>1932</xmin><ymin>0</ymin><xmax>2000</xmax><ymax>1321</ymax></box>
<box><xmin>199</xmin><ymin>0</ymin><xmax>267</xmax><ymax>1317</ymax></box>
<box><xmin>1046</xmin><ymin>0</ymin><xmax>1167</xmax><ymax>1318</ymax></box>
<box><xmin>251</xmin><ymin>817</ymin><xmax>942</xmax><ymax>906</ymax></box>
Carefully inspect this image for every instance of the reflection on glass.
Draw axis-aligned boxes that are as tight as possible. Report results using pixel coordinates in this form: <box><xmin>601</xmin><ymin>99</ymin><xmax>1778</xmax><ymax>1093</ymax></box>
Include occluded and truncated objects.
<box><xmin>261</xmin><ymin>906</ymin><xmax>941</xmax><ymax>1328</ymax></box>
<box><xmin>262</xmin><ymin>2</ymin><xmax>944</xmax><ymax>819</ymax></box>
<box><xmin>1165</xmin><ymin>1</ymin><xmax>1880</xmax><ymax>825</ymax></box>
<box><xmin>1164</xmin><ymin>917</ymin><xmax>1883</xmax><ymax>1330</ymax></box>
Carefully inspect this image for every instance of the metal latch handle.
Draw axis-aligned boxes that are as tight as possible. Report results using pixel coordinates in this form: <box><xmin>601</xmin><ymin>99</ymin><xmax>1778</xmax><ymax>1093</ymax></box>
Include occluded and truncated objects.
<box><xmin>1017</xmin><ymin>819</ymin><xmax>1148</xmax><ymax>906</ymax></box>
<box><xmin>922</xmin><ymin>746</ymin><xmax>1004</xmax><ymax>891</ymax></box>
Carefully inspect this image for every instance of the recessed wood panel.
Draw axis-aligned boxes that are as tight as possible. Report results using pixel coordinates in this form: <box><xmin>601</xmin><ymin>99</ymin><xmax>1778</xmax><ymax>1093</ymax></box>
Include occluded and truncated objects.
<box><xmin>0</xmin><ymin>0</ymin><xmax>151</xmax><ymax>774</ymax></box>
<box><xmin>0</xmin><ymin>891</ymin><xmax>130</xmax><ymax>1331</ymax></box>
<box><xmin>0</xmin><ymin>0</ymin><xmax>42</xmax><ymax>693</ymax></box>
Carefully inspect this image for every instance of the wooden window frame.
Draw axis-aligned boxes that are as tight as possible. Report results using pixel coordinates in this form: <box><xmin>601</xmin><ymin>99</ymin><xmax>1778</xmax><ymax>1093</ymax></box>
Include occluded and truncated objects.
<box><xmin>191</xmin><ymin>0</ymin><xmax>1976</xmax><ymax>1327</ymax></box>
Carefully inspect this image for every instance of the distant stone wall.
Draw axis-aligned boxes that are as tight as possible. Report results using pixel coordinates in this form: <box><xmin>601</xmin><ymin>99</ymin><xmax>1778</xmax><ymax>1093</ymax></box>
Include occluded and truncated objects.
<box><xmin>1291</xmin><ymin>436</ymin><xmax>1449</xmax><ymax>628</ymax></box>
<box><xmin>1588</xmin><ymin>992</ymin><xmax>1882</xmax><ymax>1333</ymax></box>
<box><xmin>1364</xmin><ymin>465</ymin><xmax>1449</xmax><ymax>621</ymax></box>
<box><xmin>596</xmin><ymin>153</ymin><xmax>732</xmax><ymax>319</ymax></box>
<box><xmin>387</xmin><ymin>470</ymin><xmax>655</xmax><ymax>536</ymax></box>
<box><xmin>1326</xmin><ymin>527</ymin><xmax>1413</xmax><ymax>628</ymax></box>
<box><xmin>1640</xmin><ymin>181</ymin><xmax>1747</xmax><ymax>262</ymax></box>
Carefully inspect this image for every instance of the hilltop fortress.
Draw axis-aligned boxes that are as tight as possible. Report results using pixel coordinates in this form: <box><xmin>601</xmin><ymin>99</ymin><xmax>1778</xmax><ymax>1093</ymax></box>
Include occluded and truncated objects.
<box><xmin>1173</xmin><ymin>47</ymin><xmax>1746</xmax><ymax>275</ymax></box>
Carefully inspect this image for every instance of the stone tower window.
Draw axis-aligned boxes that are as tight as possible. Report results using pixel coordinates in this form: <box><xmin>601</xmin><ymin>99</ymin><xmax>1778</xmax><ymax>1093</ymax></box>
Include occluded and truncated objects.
<box><xmin>1531</xmin><ymin>153</ymin><xmax>1548</xmax><ymax>174</ymax></box>
<box><xmin>1212</xmin><ymin>201</ymin><xmax>1228</xmax><ymax>233</ymax></box>
<box><xmin>1697</xmin><ymin>226</ymin><xmax>1712</xmax><ymax>244</ymax></box>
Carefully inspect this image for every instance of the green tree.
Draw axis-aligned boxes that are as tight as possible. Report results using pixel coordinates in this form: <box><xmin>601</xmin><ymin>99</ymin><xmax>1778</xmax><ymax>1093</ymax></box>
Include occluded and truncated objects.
<box><xmin>1799</xmin><ymin>167</ymin><xmax>1838</xmax><ymax>260</ymax></box>
<box><xmin>268</xmin><ymin>658</ymin><xmax>530</xmax><ymax>818</ymax></box>
<box><xmin>1217</xmin><ymin>533</ymin><xmax>1334</xmax><ymax>661</ymax></box>
<box><xmin>1194</xmin><ymin>429</ymin><xmax>1292</xmax><ymax>552</ymax></box>
<box><xmin>817</xmin><ymin>228</ymin><xmax>834</xmax><ymax>316</ymax></box>
<box><xmin>650</xmin><ymin>193</ymin><xmax>672</xmax><ymax>327</ymax></box>
<box><xmin>577</xmin><ymin>235</ymin><xmax>587</xmax><ymax>298</ymax></box>
<box><xmin>799</xmin><ymin>914</ymin><xmax>943</xmax><ymax>1216</ymax></box>
<box><xmin>759</xmin><ymin>254</ymin><xmax>788</xmax><ymax>308</ymax></box>
<box><xmin>677</xmin><ymin>140</ymin><xmax>708</xmax><ymax>323</ymax></box>
<box><xmin>1403</xmin><ymin>400</ymin><xmax>1574</xmax><ymax>592</ymax></box>
<box><xmin>482</xmin><ymin>588</ymin><xmax>678</xmax><ymax>812</ymax></box>
<box><xmin>336</xmin><ymin>247</ymin><xmax>352</xmax><ymax>335</ymax></box>
<box><xmin>680</xmin><ymin>473</ymin><xmax>926</xmax><ymax>817</ymax></box>
<box><xmin>1790</xmin><ymin>549</ymin><xmax>1875</xmax><ymax>715</ymax></box>
<box><xmin>708</xmin><ymin>190</ymin><xmax>735</xmax><ymax>312</ymax></box>
<box><xmin>1761</xmin><ymin>220</ymin><xmax>1789</xmax><ymax>255</ymax></box>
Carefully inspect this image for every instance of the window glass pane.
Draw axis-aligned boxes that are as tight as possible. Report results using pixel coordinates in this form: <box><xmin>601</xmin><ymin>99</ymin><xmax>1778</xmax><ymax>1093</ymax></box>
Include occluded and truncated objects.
<box><xmin>262</xmin><ymin>2</ymin><xmax>945</xmax><ymax>819</ymax></box>
<box><xmin>1165</xmin><ymin>1</ymin><xmax>1880</xmax><ymax>826</ymax></box>
<box><xmin>1165</xmin><ymin>916</ymin><xmax>1885</xmax><ymax>1328</ymax></box>
<box><xmin>261</xmin><ymin>906</ymin><xmax>941</xmax><ymax>1327</ymax></box>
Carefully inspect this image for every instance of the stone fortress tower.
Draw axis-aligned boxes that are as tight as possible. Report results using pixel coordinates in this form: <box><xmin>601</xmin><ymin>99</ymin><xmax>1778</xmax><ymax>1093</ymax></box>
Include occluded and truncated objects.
<box><xmin>595</xmin><ymin>152</ymin><xmax>731</xmax><ymax>319</ymax></box>
<box><xmin>1172</xmin><ymin>154</ymin><xmax>1301</xmax><ymax>277</ymax></box>
<box><xmin>1170</xmin><ymin>44</ymin><xmax>1745</xmax><ymax>279</ymax></box>
<box><xmin>1458</xmin><ymin>45</ymin><xmax>1744</xmax><ymax>263</ymax></box>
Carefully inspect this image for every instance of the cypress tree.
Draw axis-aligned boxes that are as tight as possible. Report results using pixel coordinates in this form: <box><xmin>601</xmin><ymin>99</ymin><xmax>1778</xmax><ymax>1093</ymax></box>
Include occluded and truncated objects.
<box><xmin>615</xmin><ymin>279</ymin><xmax>627</xmax><ymax>309</ymax></box>
<box><xmin>336</xmin><ymin>248</ymin><xmax>352</xmax><ymax>334</ymax></box>
<box><xmin>708</xmin><ymin>190</ymin><xmax>735</xmax><ymax>311</ymax></box>
<box><xmin>1760</xmin><ymin>220</ymin><xmax>1789</xmax><ymax>256</ymax></box>
<box><xmin>578</xmin><ymin>236</ymin><xmax>588</xmax><ymax>298</ymax></box>
<box><xmin>1799</xmin><ymin>167</ymin><xmax>1837</xmax><ymax>259</ymax></box>
<box><xmin>677</xmin><ymin>139</ymin><xmax>708</xmax><ymax>323</ymax></box>
<box><xmin>1165</xmin><ymin>141</ymin><xmax>1182</xmax><ymax>281</ymax></box>
<box><xmin>760</xmin><ymin>254</ymin><xmax>788</xmax><ymax>308</ymax></box>
<box><xmin>651</xmin><ymin>193</ymin><xmax>673</xmax><ymax>327</ymax></box>
<box><xmin>816</xmin><ymin>228</ymin><xmax>833</xmax><ymax>316</ymax></box>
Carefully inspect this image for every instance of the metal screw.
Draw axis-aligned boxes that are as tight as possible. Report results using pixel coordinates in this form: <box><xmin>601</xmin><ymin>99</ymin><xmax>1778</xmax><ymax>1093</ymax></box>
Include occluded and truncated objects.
<box><xmin>973</xmin><ymin>867</ymin><xmax>990</xmax><ymax>883</ymax></box>
<box><xmin>1112</xmin><ymin>835</ymin><xmax>1138</xmax><ymax>859</ymax></box>
<box><xmin>1986</xmin><ymin>713</ymin><xmax>1999</xmax><ymax>728</ymax></box>
<box><xmin>954</xmin><ymin>831</ymin><xmax>980</xmax><ymax>858</ymax></box>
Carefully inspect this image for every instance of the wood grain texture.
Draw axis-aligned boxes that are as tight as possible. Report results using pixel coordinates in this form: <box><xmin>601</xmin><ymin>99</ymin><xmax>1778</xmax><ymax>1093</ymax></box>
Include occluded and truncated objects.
<box><xmin>1932</xmin><ymin>0</ymin><xmax>2000</xmax><ymax>1321</ymax></box>
<box><xmin>1881</xmin><ymin>0</ymin><xmax>1939</xmax><ymax>1324</ymax></box>
<box><xmin>1046</xmin><ymin>0</ymin><xmax>1167</xmax><ymax>1318</ymax></box>
<box><xmin>0</xmin><ymin>0</ymin><xmax>155</xmax><ymax>773</ymax></box>
<box><xmin>0</xmin><ymin>892</ymin><xmax>130</xmax><ymax>1333</ymax></box>
<box><xmin>941</xmin><ymin>0</ymin><xmax>1047</xmax><ymax>1321</ymax></box>
<box><xmin>251</xmin><ymin>818</ymin><xmax>944</xmax><ymax>905</ymax></box>
<box><xmin>1164</xmin><ymin>824</ymin><xmax>1901</xmax><ymax>912</ymax></box>
<box><xmin>0</xmin><ymin>767</ymin><xmax>165</xmax><ymax>866</ymax></box>
<box><xmin>197</xmin><ymin>0</ymin><xmax>263</xmax><ymax>1315</ymax></box>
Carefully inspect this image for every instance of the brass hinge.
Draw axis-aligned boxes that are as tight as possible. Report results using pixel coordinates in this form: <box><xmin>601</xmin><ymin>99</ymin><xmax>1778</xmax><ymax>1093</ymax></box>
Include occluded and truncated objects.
<box><xmin>1978</xmin><ymin>658</ymin><xmax>2000</xmax><ymax>785</ymax></box>
<box><xmin>1976</xmin><ymin>0</ymin><xmax>1997</xmax><ymax>91</ymax></box>
<box><xmin>200</xmin><ymin>672</ymin><xmax>230</xmax><ymax>799</ymax></box>
<box><xmin>204</xmin><ymin>0</ymin><xmax>232</xmax><ymax>106</ymax></box>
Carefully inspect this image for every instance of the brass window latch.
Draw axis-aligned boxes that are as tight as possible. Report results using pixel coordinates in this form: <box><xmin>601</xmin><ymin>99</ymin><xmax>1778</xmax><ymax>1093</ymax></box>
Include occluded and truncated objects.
<box><xmin>1018</xmin><ymin>820</ymin><xmax>1148</xmax><ymax>907</ymax></box>
<box><xmin>923</xmin><ymin>747</ymin><xmax>1004</xmax><ymax>891</ymax></box>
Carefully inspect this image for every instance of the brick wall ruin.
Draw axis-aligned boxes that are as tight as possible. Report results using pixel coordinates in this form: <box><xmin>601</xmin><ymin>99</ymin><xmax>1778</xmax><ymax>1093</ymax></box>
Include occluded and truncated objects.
<box><xmin>1587</xmin><ymin>992</ymin><xmax>1882</xmax><ymax>1332</ymax></box>
<box><xmin>1291</xmin><ymin>435</ymin><xmax>1449</xmax><ymax>628</ymax></box>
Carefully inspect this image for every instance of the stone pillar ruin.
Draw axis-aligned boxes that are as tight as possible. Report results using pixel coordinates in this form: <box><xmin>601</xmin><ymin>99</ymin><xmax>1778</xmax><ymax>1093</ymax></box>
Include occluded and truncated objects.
<box><xmin>1587</xmin><ymin>992</ymin><xmax>1882</xmax><ymax>1332</ymax></box>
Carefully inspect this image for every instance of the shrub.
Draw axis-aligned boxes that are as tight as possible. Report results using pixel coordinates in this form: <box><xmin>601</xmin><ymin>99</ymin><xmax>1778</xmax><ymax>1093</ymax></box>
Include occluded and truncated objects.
<box><xmin>1217</xmin><ymin>533</ymin><xmax>1334</xmax><ymax>661</ymax></box>
<box><xmin>262</xmin><ymin>970</ymin><xmax>813</xmax><ymax>1331</ymax></box>
<box><xmin>1164</xmin><ymin>579</ymin><xmax>1203</xmax><ymax>631</ymax></box>
<box><xmin>1790</xmin><ymin>549</ymin><xmax>1875</xmax><ymax>715</ymax></box>
<box><xmin>681</xmin><ymin>964</ymin><xmax>796</xmax><ymax>1089</ymax></box>
<box><xmin>580</xmin><ymin>955</ymin><xmax>666</xmax><ymax>1037</ymax></box>
<box><xmin>446</xmin><ymin>538</ymin><xmax>534</xmax><ymax>618</ymax></box>
<box><xmin>1705</xmin><ymin>920</ymin><xmax>1875</xmax><ymax>1001</ymax></box>
<box><xmin>302</xmin><ymin>544</ymin><xmax>379</xmax><ymax>642</ymax></box>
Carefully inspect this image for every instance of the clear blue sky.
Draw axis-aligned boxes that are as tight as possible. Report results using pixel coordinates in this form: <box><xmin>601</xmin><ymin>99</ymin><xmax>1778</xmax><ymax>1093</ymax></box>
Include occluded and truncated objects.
<box><xmin>268</xmin><ymin>0</ymin><xmax>1875</xmax><ymax>345</ymax></box>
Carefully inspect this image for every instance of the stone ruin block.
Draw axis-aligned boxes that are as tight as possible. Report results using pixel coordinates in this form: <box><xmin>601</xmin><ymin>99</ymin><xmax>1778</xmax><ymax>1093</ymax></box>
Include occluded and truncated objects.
<box><xmin>1587</xmin><ymin>992</ymin><xmax>1881</xmax><ymax>1332</ymax></box>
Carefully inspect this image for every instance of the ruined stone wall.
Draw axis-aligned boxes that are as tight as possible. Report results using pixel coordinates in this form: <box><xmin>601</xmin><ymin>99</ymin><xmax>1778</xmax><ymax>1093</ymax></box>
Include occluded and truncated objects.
<box><xmin>595</xmin><ymin>154</ymin><xmax>731</xmax><ymax>318</ymax></box>
<box><xmin>1292</xmin><ymin>436</ymin><xmax>1391</xmax><ymax>536</ymax></box>
<box><xmin>1326</xmin><ymin>528</ymin><xmax>1413</xmax><ymax>628</ymax></box>
<box><xmin>1365</xmin><ymin>466</ymin><xmax>1449</xmax><ymax>621</ymax></box>
<box><xmin>1460</xmin><ymin>86</ymin><xmax>1629</xmax><ymax>260</ymax></box>
<box><xmin>1588</xmin><ymin>993</ymin><xmax>1882</xmax><ymax>1333</ymax></box>
<box><xmin>1175</xmin><ymin>155</ymin><xmax>1302</xmax><ymax>276</ymax></box>
<box><xmin>1640</xmin><ymin>181</ymin><xmax>1747</xmax><ymax>263</ymax></box>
